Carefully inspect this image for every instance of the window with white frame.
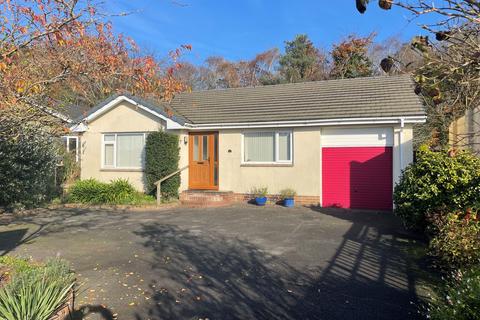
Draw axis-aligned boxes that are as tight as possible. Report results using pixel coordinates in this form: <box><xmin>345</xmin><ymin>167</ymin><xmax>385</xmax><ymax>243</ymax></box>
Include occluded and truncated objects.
<box><xmin>102</xmin><ymin>133</ymin><xmax>146</xmax><ymax>169</ymax></box>
<box><xmin>62</xmin><ymin>136</ymin><xmax>79</xmax><ymax>162</ymax></box>
<box><xmin>243</xmin><ymin>130</ymin><xmax>292</xmax><ymax>163</ymax></box>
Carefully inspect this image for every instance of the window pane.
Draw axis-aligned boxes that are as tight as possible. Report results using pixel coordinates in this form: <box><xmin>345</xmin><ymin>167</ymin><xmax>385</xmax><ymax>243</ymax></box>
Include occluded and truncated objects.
<box><xmin>62</xmin><ymin>136</ymin><xmax>68</xmax><ymax>150</ymax></box>
<box><xmin>117</xmin><ymin>134</ymin><xmax>144</xmax><ymax>168</ymax></box>
<box><xmin>193</xmin><ymin>136</ymin><xmax>199</xmax><ymax>161</ymax></box>
<box><xmin>104</xmin><ymin>134</ymin><xmax>115</xmax><ymax>142</ymax></box>
<box><xmin>202</xmin><ymin>135</ymin><xmax>209</xmax><ymax>160</ymax></box>
<box><xmin>244</xmin><ymin>132</ymin><xmax>275</xmax><ymax>162</ymax></box>
<box><xmin>104</xmin><ymin>144</ymin><xmax>114</xmax><ymax>166</ymax></box>
<box><xmin>278</xmin><ymin>132</ymin><xmax>291</xmax><ymax>161</ymax></box>
<box><xmin>68</xmin><ymin>138</ymin><xmax>77</xmax><ymax>154</ymax></box>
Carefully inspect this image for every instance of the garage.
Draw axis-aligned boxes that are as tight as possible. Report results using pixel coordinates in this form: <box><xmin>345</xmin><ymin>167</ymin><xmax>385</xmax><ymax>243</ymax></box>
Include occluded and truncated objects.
<box><xmin>321</xmin><ymin>127</ymin><xmax>394</xmax><ymax>211</ymax></box>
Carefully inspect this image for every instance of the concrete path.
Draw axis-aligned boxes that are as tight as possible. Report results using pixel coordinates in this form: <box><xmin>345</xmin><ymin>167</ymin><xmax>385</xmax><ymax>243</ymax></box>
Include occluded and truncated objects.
<box><xmin>0</xmin><ymin>205</ymin><xmax>432</xmax><ymax>320</ymax></box>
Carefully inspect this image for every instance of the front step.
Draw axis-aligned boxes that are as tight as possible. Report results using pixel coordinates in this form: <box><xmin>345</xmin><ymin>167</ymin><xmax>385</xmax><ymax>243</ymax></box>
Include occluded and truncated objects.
<box><xmin>180</xmin><ymin>190</ymin><xmax>234</xmax><ymax>207</ymax></box>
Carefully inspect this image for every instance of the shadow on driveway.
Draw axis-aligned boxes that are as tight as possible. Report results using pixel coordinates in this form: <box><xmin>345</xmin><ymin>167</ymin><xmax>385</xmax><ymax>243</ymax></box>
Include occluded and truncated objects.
<box><xmin>0</xmin><ymin>206</ymin><xmax>431</xmax><ymax>319</ymax></box>
<box><xmin>133</xmin><ymin>207</ymin><xmax>428</xmax><ymax>320</ymax></box>
<box><xmin>0</xmin><ymin>228</ymin><xmax>28</xmax><ymax>256</ymax></box>
<box><xmin>0</xmin><ymin>208</ymin><xmax>131</xmax><ymax>256</ymax></box>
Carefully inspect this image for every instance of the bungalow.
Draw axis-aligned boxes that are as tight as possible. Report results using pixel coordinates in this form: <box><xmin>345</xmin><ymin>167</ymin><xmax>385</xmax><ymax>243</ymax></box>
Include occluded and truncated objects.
<box><xmin>64</xmin><ymin>75</ymin><xmax>426</xmax><ymax>210</ymax></box>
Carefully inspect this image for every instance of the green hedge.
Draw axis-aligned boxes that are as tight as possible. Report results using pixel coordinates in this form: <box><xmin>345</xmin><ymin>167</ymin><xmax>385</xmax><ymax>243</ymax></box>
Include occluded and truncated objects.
<box><xmin>145</xmin><ymin>131</ymin><xmax>180</xmax><ymax>199</ymax></box>
<box><xmin>0</xmin><ymin>123</ymin><xmax>58</xmax><ymax>209</ymax></box>
<box><xmin>394</xmin><ymin>145</ymin><xmax>480</xmax><ymax>231</ymax></box>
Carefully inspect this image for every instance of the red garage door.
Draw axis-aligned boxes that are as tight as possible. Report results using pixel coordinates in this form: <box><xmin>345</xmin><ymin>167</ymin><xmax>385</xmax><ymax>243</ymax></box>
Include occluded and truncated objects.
<box><xmin>322</xmin><ymin>147</ymin><xmax>393</xmax><ymax>211</ymax></box>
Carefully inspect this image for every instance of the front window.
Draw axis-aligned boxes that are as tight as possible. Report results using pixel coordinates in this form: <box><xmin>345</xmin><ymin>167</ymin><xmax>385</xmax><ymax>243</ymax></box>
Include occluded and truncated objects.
<box><xmin>278</xmin><ymin>132</ymin><xmax>291</xmax><ymax>161</ymax></box>
<box><xmin>102</xmin><ymin>133</ymin><xmax>145</xmax><ymax>169</ymax></box>
<box><xmin>243</xmin><ymin>131</ymin><xmax>293</xmax><ymax>164</ymax></box>
<box><xmin>62</xmin><ymin>136</ymin><xmax>79</xmax><ymax>162</ymax></box>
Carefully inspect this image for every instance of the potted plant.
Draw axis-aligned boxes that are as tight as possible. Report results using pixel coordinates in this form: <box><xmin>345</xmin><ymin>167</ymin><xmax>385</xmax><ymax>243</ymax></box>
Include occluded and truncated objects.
<box><xmin>280</xmin><ymin>188</ymin><xmax>297</xmax><ymax>207</ymax></box>
<box><xmin>251</xmin><ymin>187</ymin><xmax>268</xmax><ymax>206</ymax></box>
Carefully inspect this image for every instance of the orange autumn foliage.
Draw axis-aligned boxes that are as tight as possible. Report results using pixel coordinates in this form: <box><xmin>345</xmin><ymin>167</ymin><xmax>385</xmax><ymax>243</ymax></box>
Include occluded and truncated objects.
<box><xmin>0</xmin><ymin>0</ymin><xmax>190</xmax><ymax>137</ymax></box>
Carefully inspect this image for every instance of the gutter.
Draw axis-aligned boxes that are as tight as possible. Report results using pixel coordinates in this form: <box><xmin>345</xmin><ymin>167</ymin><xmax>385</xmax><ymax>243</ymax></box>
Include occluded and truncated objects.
<box><xmin>399</xmin><ymin>117</ymin><xmax>405</xmax><ymax>170</ymax></box>
<box><xmin>181</xmin><ymin>116</ymin><xmax>426</xmax><ymax>130</ymax></box>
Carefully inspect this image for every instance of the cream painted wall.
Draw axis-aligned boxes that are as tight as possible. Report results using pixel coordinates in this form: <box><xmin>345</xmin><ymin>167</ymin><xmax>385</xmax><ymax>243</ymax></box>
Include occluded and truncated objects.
<box><xmin>213</xmin><ymin>125</ymin><xmax>414</xmax><ymax>202</ymax></box>
<box><xmin>80</xmin><ymin>101</ymin><xmax>165</xmax><ymax>191</ymax></box>
<box><xmin>322</xmin><ymin>127</ymin><xmax>394</xmax><ymax>147</ymax></box>
<box><xmin>177</xmin><ymin>130</ymin><xmax>190</xmax><ymax>192</ymax></box>
<box><xmin>393</xmin><ymin>124</ymin><xmax>413</xmax><ymax>187</ymax></box>
<box><xmin>217</xmin><ymin>127</ymin><xmax>322</xmax><ymax>196</ymax></box>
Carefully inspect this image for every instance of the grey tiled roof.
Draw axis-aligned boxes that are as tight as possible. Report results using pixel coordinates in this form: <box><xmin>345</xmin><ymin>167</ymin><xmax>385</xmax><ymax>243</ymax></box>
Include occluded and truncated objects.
<box><xmin>170</xmin><ymin>75</ymin><xmax>425</xmax><ymax>124</ymax></box>
<box><xmin>56</xmin><ymin>103</ymin><xmax>91</xmax><ymax>122</ymax></box>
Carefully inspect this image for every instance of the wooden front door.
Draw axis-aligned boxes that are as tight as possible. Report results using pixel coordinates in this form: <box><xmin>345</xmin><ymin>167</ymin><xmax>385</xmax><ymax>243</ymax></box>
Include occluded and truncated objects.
<box><xmin>189</xmin><ymin>132</ymin><xmax>218</xmax><ymax>190</ymax></box>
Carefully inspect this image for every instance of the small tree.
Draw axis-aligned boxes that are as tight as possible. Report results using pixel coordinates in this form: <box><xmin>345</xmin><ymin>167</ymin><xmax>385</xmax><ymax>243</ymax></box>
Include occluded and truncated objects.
<box><xmin>279</xmin><ymin>34</ymin><xmax>329</xmax><ymax>83</ymax></box>
<box><xmin>330</xmin><ymin>34</ymin><xmax>374</xmax><ymax>79</ymax></box>
<box><xmin>0</xmin><ymin>121</ymin><xmax>58</xmax><ymax>209</ymax></box>
<box><xmin>194</xmin><ymin>48</ymin><xmax>280</xmax><ymax>89</ymax></box>
<box><xmin>145</xmin><ymin>131</ymin><xmax>180</xmax><ymax>200</ymax></box>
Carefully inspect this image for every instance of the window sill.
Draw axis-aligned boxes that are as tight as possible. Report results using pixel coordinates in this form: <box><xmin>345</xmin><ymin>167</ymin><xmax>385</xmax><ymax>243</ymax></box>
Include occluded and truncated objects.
<box><xmin>240</xmin><ymin>163</ymin><xmax>293</xmax><ymax>167</ymax></box>
<box><xmin>100</xmin><ymin>168</ymin><xmax>144</xmax><ymax>172</ymax></box>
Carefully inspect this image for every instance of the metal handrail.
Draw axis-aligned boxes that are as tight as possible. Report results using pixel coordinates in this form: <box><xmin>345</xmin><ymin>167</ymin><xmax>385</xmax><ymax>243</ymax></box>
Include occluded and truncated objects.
<box><xmin>154</xmin><ymin>165</ymin><xmax>189</xmax><ymax>205</ymax></box>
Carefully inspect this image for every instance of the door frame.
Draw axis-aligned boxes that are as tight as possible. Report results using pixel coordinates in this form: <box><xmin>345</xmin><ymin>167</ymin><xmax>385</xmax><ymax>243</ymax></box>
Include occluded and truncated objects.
<box><xmin>188</xmin><ymin>131</ymin><xmax>219</xmax><ymax>190</ymax></box>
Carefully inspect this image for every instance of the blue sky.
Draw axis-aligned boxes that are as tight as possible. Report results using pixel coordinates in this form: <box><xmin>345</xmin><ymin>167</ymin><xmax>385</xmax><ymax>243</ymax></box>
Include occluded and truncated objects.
<box><xmin>107</xmin><ymin>0</ymin><xmax>436</xmax><ymax>65</ymax></box>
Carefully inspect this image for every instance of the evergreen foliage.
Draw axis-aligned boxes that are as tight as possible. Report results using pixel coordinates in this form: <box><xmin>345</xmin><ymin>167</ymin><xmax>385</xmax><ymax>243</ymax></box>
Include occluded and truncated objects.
<box><xmin>145</xmin><ymin>131</ymin><xmax>180</xmax><ymax>199</ymax></box>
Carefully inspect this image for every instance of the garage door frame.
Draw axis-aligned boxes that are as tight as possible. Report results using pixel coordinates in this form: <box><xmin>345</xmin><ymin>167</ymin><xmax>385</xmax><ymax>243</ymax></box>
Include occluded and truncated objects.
<box><xmin>320</xmin><ymin>126</ymin><xmax>394</xmax><ymax>211</ymax></box>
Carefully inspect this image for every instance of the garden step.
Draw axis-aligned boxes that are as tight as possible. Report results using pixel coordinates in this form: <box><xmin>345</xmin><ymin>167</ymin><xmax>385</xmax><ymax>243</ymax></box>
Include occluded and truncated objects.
<box><xmin>180</xmin><ymin>190</ymin><xmax>234</xmax><ymax>208</ymax></box>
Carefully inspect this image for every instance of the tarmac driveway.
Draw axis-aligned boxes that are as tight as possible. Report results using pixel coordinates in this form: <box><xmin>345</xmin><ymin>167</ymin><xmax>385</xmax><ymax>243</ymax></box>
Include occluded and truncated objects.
<box><xmin>0</xmin><ymin>205</ymin><xmax>431</xmax><ymax>320</ymax></box>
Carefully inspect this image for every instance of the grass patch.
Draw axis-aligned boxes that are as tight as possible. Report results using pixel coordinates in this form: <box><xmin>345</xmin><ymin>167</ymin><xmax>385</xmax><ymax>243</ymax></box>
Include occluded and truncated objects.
<box><xmin>0</xmin><ymin>256</ymin><xmax>37</xmax><ymax>274</ymax></box>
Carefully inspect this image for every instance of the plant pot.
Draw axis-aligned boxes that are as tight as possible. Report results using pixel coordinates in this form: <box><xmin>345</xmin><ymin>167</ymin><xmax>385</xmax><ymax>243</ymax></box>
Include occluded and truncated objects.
<box><xmin>255</xmin><ymin>197</ymin><xmax>267</xmax><ymax>206</ymax></box>
<box><xmin>283</xmin><ymin>198</ymin><xmax>295</xmax><ymax>207</ymax></box>
<box><xmin>48</xmin><ymin>289</ymin><xmax>75</xmax><ymax>320</ymax></box>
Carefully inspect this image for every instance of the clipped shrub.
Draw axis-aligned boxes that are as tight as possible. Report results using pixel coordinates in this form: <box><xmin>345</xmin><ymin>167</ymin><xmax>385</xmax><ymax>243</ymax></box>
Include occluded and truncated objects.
<box><xmin>0</xmin><ymin>257</ymin><xmax>75</xmax><ymax>320</ymax></box>
<box><xmin>394</xmin><ymin>145</ymin><xmax>480</xmax><ymax>231</ymax></box>
<box><xmin>426</xmin><ymin>267</ymin><xmax>480</xmax><ymax>320</ymax></box>
<box><xmin>145</xmin><ymin>131</ymin><xmax>180</xmax><ymax>199</ymax></box>
<box><xmin>0</xmin><ymin>122</ymin><xmax>58</xmax><ymax>209</ymax></box>
<box><xmin>428</xmin><ymin>209</ymin><xmax>480</xmax><ymax>268</ymax></box>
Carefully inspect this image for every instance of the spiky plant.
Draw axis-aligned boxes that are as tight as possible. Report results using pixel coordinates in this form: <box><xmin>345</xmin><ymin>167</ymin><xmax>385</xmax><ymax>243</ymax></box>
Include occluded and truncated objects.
<box><xmin>0</xmin><ymin>258</ymin><xmax>75</xmax><ymax>320</ymax></box>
